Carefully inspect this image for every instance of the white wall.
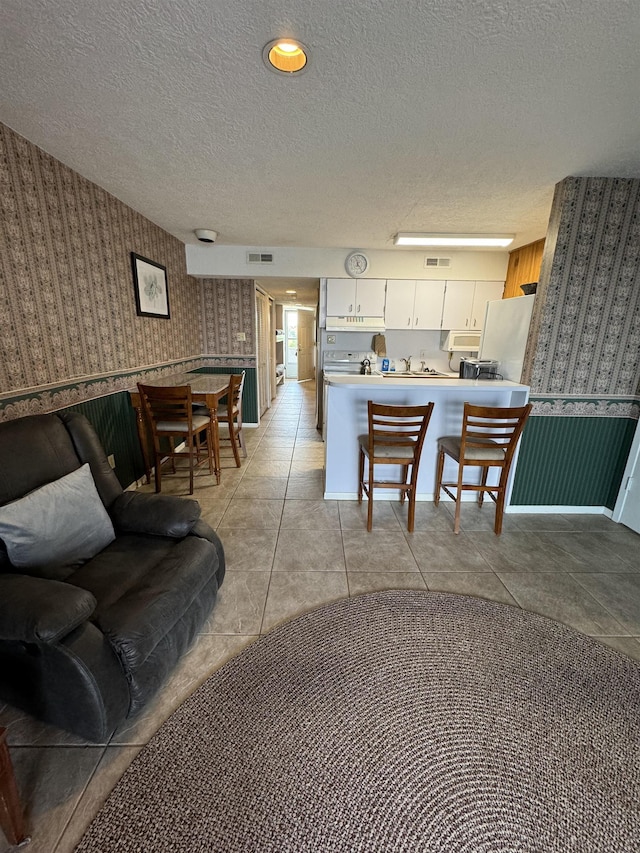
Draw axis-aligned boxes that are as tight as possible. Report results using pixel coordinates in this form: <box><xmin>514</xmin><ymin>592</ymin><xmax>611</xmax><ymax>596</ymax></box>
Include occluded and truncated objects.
<box><xmin>186</xmin><ymin>245</ymin><xmax>509</xmax><ymax>281</ymax></box>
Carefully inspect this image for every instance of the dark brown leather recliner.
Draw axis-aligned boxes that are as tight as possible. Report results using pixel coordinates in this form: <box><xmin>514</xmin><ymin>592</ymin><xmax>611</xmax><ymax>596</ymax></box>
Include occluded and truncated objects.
<box><xmin>0</xmin><ymin>411</ymin><xmax>225</xmax><ymax>741</ymax></box>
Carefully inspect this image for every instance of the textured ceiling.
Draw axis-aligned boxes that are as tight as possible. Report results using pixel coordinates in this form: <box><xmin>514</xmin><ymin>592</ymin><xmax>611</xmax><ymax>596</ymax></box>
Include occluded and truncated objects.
<box><xmin>2</xmin><ymin>0</ymin><xmax>640</xmax><ymax>269</ymax></box>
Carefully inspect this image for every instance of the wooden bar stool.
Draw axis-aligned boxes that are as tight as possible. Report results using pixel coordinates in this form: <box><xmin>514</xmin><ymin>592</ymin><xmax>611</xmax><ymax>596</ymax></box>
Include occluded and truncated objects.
<box><xmin>434</xmin><ymin>402</ymin><xmax>532</xmax><ymax>534</ymax></box>
<box><xmin>358</xmin><ymin>401</ymin><xmax>434</xmax><ymax>532</ymax></box>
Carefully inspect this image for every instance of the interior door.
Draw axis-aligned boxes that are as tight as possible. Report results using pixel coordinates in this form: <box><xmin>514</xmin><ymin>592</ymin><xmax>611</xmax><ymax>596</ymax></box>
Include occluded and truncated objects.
<box><xmin>270</xmin><ymin>300</ymin><xmax>277</xmax><ymax>400</ymax></box>
<box><xmin>297</xmin><ymin>310</ymin><xmax>315</xmax><ymax>381</ymax></box>
<box><xmin>285</xmin><ymin>310</ymin><xmax>298</xmax><ymax>379</ymax></box>
<box><xmin>255</xmin><ymin>289</ymin><xmax>271</xmax><ymax>417</ymax></box>
<box><xmin>614</xmin><ymin>419</ymin><xmax>640</xmax><ymax>533</ymax></box>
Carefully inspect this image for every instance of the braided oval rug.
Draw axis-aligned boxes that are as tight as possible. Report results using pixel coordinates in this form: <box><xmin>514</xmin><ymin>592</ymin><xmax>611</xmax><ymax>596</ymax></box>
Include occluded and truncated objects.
<box><xmin>77</xmin><ymin>591</ymin><xmax>640</xmax><ymax>852</ymax></box>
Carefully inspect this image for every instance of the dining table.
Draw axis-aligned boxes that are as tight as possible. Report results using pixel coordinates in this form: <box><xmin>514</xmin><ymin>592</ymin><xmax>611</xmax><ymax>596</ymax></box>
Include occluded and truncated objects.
<box><xmin>129</xmin><ymin>372</ymin><xmax>234</xmax><ymax>486</ymax></box>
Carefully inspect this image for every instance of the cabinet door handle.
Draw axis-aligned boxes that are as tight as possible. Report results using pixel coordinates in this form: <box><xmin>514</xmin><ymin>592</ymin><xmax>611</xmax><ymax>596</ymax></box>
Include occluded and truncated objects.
<box><xmin>357</xmin><ymin>304</ymin><xmax>361</xmax><ymax>313</ymax></box>
<box><xmin>349</xmin><ymin>304</ymin><xmax>353</xmax><ymax>313</ymax></box>
<box><xmin>415</xmin><ymin>317</ymin><xmax>419</xmax><ymax>326</ymax></box>
<box><xmin>465</xmin><ymin>318</ymin><xmax>469</xmax><ymax>327</ymax></box>
<box><xmin>407</xmin><ymin>317</ymin><xmax>411</xmax><ymax>326</ymax></box>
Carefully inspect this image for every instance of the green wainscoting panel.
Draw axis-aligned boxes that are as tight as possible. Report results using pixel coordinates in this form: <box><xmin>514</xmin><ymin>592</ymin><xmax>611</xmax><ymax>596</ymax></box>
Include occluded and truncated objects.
<box><xmin>192</xmin><ymin>367</ymin><xmax>258</xmax><ymax>424</ymax></box>
<box><xmin>511</xmin><ymin>416</ymin><xmax>636</xmax><ymax>508</ymax></box>
<box><xmin>65</xmin><ymin>392</ymin><xmax>143</xmax><ymax>489</ymax></box>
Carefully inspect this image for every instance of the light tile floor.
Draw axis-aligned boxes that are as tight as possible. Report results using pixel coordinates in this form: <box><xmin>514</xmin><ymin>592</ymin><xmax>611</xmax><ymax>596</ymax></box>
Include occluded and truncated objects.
<box><xmin>2</xmin><ymin>378</ymin><xmax>640</xmax><ymax>851</ymax></box>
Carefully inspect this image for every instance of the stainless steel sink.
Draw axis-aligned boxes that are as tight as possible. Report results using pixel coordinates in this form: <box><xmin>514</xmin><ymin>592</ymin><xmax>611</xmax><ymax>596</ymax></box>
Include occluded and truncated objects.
<box><xmin>381</xmin><ymin>371</ymin><xmax>455</xmax><ymax>378</ymax></box>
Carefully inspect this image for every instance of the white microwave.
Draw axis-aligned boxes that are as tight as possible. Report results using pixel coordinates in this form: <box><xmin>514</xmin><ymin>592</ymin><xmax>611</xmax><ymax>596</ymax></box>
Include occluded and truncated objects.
<box><xmin>442</xmin><ymin>330</ymin><xmax>481</xmax><ymax>352</ymax></box>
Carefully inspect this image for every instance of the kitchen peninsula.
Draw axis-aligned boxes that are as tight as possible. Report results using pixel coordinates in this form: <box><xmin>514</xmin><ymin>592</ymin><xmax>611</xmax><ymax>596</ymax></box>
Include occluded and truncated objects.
<box><xmin>323</xmin><ymin>374</ymin><xmax>530</xmax><ymax>502</ymax></box>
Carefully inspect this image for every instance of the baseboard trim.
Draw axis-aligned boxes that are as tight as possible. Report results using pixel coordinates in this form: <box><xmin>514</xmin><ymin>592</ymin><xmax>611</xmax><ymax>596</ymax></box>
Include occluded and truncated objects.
<box><xmin>506</xmin><ymin>505</ymin><xmax>613</xmax><ymax>516</ymax></box>
<box><xmin>322</xmin><ymin>491</ymin><xmax>614</xmax><ymax>516</ymax></box>
<box><xmin>324</xmin><ymin>492</ymin><xmax>464</xmax><ymax>502</ymax></box>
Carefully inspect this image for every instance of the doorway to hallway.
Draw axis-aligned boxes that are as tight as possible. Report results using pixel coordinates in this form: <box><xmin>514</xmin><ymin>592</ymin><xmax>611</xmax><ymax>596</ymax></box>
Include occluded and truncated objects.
<box><xmin>284</xmin><ymin>307</ymin><xmax>315</xmax><ymax>382</ymax></box>
<box><xmin>284</xmin><ymin>309</ymin><xmax>298</xmax><ymax>379</ymax></box>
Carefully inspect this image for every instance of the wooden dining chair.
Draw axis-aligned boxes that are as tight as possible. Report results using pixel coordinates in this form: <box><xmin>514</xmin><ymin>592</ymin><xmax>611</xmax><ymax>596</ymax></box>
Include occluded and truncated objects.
<box><xmin>0</xmin><ymin>728</ymin><xmax>29</xmax><ymax>847</ymax></box>
<box><xmin>137</xmin><ymin>384</ymin><xmax>214</xmax><ymax>495</ymax></box>
<box><xmin>217</xmin><ymin>371</ymin><xmax>246</xmax><ymax>467</ymax></box>
<box><xmin>434</xmin><ymin>402</ymin><xmax>532</xmax><ymax>535</ymax></box>
<box><xmin>358</xmin><ymin>401</ymin><xmax>434</xmax><ymax>533</ymax></box>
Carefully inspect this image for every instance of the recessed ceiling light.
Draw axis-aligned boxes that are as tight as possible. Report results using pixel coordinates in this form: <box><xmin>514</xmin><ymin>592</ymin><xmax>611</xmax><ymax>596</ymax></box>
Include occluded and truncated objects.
<box><xmin>394</xmin><ymin>233</ymin><xmax>514</xmax><ymax>248</ymax></box>
<box><xmin>263</xmin><ymin>38</ymin><xmax>309</xmax><ymax>75</ymax></box>
<box><xmin>285</xmin><ymin>289</ymin><xmax>297</xmax><ymax>294</ymax></box>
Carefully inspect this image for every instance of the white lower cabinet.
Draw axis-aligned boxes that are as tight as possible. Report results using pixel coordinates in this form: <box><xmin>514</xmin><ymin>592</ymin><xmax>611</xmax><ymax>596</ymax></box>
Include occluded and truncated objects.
<box><xmin>385</xmin><ymin>280</ymin><xmax>445</xmax><ymax>329</ymax></box>
<box><xmin>324</xmin><ymin>375</ymin><xmax>530</xmax><ymax>499</ymax></box>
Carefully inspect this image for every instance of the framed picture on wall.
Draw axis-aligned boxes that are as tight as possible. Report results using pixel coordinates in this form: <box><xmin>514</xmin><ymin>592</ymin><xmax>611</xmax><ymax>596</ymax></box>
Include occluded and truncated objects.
<box><xmin>131</xmin><ymin>253</ymin><xmax>170</xmax><ymax>318</ymax></box>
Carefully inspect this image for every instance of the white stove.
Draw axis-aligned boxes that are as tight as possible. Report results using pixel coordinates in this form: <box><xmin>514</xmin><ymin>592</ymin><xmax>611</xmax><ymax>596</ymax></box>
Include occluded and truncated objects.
<box><xmin>322</xmin><ymin>351</ymin><xmax>378</xmax><ymax>375</ymax></box>
<box><xmin>320</xmin><ymin>351</ymin><xmax>378</xmax><ymax>438</ymax></box>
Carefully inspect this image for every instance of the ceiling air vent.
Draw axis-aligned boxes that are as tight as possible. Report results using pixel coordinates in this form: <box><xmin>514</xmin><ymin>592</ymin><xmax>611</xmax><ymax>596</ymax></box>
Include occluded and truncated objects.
<box><xmin>247</xmin><ymin>252</ymin><xmax>274</xmax><ymax>264</ymax></box>
<box><xmin>424</xmin><ymin>256</ymin><xmax>451</xmax><ymax>268</ymax></box>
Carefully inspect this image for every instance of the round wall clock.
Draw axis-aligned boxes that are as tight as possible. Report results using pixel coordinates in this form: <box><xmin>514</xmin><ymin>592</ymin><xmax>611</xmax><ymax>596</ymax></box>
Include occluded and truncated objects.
<box><xmin>345</xmin><ymin>251</ymin><xmax>369</xmax><ymax>277</ymax></box>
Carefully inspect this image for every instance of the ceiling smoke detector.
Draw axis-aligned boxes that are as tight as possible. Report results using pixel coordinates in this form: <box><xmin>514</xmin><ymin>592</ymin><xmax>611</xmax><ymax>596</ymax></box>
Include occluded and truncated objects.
<box><xmin>194</xmin><ymin>229</ymin><xmax>218</xmax><ymax>244</ymax></box>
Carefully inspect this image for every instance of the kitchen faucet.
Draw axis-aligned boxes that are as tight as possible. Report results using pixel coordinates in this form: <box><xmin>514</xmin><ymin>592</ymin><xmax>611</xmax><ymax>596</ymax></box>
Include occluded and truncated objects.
<box><xmin>399</xmin><ymin>357</ymin><xmax>411</xmax><ymax>372</ymax></box>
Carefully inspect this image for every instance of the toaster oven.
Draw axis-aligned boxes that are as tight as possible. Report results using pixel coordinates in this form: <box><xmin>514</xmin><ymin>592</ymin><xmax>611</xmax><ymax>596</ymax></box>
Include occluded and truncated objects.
<box><xmin>459</xmin><ymin>358</ymin><xmax>500</xmax><ymax>379</ymax></box>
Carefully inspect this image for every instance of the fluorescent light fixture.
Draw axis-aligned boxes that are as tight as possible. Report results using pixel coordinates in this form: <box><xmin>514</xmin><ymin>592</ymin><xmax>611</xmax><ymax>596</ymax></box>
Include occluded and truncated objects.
<box><xmin>263</xmin><ymin>39</ymin><xmax>309</xmax><ymax>74</ymax></box>
<box><xmin>394</xmin><ymin>233</ymin><xmax>514</xmax><ymax>248</ymax></box>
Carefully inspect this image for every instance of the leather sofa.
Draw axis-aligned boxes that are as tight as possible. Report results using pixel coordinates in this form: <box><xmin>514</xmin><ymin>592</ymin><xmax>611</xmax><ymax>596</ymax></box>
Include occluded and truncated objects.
<box><xmin>0</xmin><ymin>411</ymin><xmax>225</xmax><ymax>741</ymax></box>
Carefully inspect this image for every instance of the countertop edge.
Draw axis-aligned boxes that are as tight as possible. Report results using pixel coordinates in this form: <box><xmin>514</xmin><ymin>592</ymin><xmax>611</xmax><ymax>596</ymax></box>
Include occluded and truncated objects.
<box><xmin>324</xmin><ymin>375</ymin><xmax>529</xmax><ymax>390</ymax></box>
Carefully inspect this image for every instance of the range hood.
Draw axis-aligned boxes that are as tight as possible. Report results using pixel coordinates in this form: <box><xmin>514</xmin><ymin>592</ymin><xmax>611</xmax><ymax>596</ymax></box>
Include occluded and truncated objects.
<box><xmin>325</xmin><ymin>315</ymin><xmax>386</xmax><ymax>332</ymax></box>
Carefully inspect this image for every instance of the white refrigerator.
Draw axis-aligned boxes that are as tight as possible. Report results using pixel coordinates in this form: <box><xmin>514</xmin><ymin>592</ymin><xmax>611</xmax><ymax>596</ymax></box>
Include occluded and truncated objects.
<box><xmin>479</xmin><ymin>294</ymin><xmax>535</xmax><ymax>382</ymax></box>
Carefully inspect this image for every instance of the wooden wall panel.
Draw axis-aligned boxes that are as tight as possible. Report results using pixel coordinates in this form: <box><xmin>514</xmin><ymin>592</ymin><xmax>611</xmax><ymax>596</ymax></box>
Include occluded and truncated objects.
<box><xmin>504</xmin><ymin>239</ymin><xmax>545</xmax><ymax>299</ymax></box>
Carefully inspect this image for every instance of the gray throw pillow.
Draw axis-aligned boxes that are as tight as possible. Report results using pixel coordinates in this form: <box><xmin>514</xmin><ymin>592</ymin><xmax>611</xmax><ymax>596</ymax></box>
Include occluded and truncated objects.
<box><xmin>0</xmin><ymin>463</ymin><xmax>115</xmax><ymax>574</ymax></box>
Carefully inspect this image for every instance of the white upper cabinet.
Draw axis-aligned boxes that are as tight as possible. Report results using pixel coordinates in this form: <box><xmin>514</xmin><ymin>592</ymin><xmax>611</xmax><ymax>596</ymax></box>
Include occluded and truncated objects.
<box><xmin>471</xmin><ymin>281</ymin><xmax>505</xmax><ymax>328</ymax></box>
<box><xmin>385</xmin><ymin>280</ymin><xmax>445</xmax><ymax>329</ymax></box>
<box><xmin>326</xmin><ymin>277</ymin><xmax>503</xmax><ymax>330</ymax></box>
<box><xmin>384</xmin><ymin>280</ymin><xmax>417</xmax><ymax>328</ymax></box>
<box><xmin>441</xmin><ymin>280</ymin><xmax>504</xmax><ymax>330</ymax></box>
<box><xmin>326</xmin><ymin>279</ymin><xmax>386</xmax><ymax>316</ymax></box>
<box><xmin>356</xmin><ymin>279</ymin><xmax>387</xmax><ymax>316</ymax></box>
<box><xmin>440</xmin><ymin>281</ymin><xmax>474</xmax><ymax>329</ymax></box>
<box><xmin>414</xmin><ymin>280</ymin><xmax>447</xmax><ymax>329</ymax></box>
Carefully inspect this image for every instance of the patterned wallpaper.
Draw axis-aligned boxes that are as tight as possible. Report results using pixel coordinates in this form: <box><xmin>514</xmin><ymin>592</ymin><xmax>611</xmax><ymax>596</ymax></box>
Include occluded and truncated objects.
<box><xmin>201</xmin><ymin>278</ymin><xmax>256</xmax><ymax>357</ymax></box>
<box><xmin>523</xmin><ymin>177</ymin><xmax>640</xmax><ymax>418</ymax></box>
<box><xmin>0</xmin><ymin>123</ymin><xmax>203</xmax><ymax>399</ymax></box>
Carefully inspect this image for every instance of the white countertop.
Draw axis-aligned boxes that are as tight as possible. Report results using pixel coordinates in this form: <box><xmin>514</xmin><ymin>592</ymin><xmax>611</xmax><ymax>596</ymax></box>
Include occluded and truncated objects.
<box><xmin>324</xmin><ymin>373</ymin><xmax>528</xmax><ymax>390</ymax></box>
